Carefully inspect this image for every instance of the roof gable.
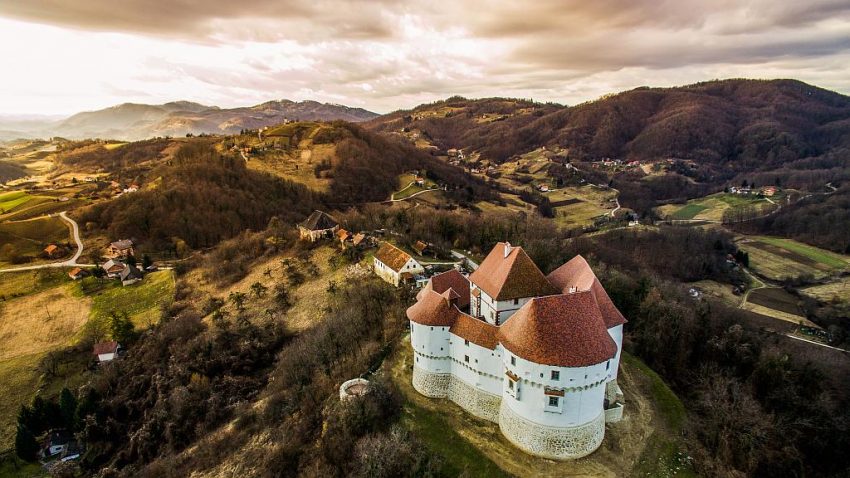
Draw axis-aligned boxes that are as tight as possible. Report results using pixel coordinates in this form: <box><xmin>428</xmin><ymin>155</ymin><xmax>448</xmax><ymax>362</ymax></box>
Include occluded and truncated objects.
<box><xmin>547</xmin><ymin>255</ymin><xmax>627</xmax><ymax>328</ymax></box>
<box><xmin>374</xmin><ymin>242</ymin><xmax>415</xmax><ymax>272</ymax></box>
<box><xmin>469</xmin><ymin>243</ymin><xmax>558</xmax><ymax>300</ymax></box>
<box><xmin>300</xmin><ymin>210</ymin><xmax>338</xmax><ymax>231</ymax></box>
<box><xmin>427</xmin><ymin>269</ymin><xmax>470</xmax><ymax>308</ymax></box>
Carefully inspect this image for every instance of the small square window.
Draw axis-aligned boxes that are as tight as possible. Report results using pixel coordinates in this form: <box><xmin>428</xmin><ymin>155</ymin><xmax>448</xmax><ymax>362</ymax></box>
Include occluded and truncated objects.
<box><xmin>513</xmin><ymin>298</ymin><xmax>519</xmax><ymax>305</ymax></box>
<box><xmin>511</xmin><ymin>356</ymin><xmax>516</xmax><ymax>366</ymax></box>
<box><xmin>551</xmin><ymin>370</ymin><xmax>560</xmax><ymax>381</ymax></box>
<box><xmin>548</xmin><ymin>396</ymin><xmax>559</xmax><ymax>407</ymax></box>
<box><xmin>464</xmin><ymin>355</ymin><xmax>469</xmax><ymax>363</ymax></box>
<box><xmin>464</xmin><ymin>339</ymin><xmax>469</xmax><ymax>346</ymax></box>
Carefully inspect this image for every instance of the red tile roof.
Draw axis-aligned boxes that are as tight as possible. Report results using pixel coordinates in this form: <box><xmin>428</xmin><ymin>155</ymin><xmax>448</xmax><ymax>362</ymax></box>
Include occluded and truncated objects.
<box><xmin>426</xmin><ymin>269</ymin><xmax>470</xmax><ymax>309</ymax></box>
<box><xmin>547</xmin><ymin>255</ymin><xmax>626</xmax><ymax>328</ymax></box>
<box><xmin>498</xmin><ymin>293</ymin><xmax>617</xmax><ymax>367</ymax></box>
<box><xmin>407</xmin><ymin>289</ymin><xmax>459</xmax><ymax>326</ymax></box>
<box><xmin>413</xmin><ymin>240</ymin><xmax>428</xmax><ymax>254</ymax></box>
<box><xmin>374</xmin><ymin>242</ymin><xmax>413</xmax><ymax>272</ymax></box>
<box><xmin>450</xmin><ymin>312</ymin><xmax>499</xmax><ymax>349</ymax></box>
<box><xmin>93</xmin><ymin>341</ymin><xmax>119</xmax><ymax>355</ymax></box>
<box><xmin>469</xmin><ymin>242</ymin><xmax>558</xmax><ymax>300</ymax></box>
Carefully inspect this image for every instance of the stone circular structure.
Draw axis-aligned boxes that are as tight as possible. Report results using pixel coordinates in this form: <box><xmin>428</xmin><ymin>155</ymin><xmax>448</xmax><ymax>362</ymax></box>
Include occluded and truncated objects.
<box><xmin>339</xmin><ymin>378</ymin><xmax>370</xmax><ymax>400</ymax></box>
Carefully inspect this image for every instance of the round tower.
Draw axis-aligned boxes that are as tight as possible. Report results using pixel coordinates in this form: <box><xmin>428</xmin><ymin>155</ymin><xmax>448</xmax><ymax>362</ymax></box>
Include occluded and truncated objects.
<box><xmin>407</xmin><ymin>289</ymin><xmax>457</xmax><ymax>398</ymax></box>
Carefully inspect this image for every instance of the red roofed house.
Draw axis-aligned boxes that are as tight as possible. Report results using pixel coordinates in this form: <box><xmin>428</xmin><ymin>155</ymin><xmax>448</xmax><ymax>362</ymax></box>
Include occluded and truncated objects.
<box><xmin>373</xmin><ymin>242</ymin><xmax>424</xmax><ymax>286</ymax></box>
<box><xmin>407</xmin><ymin>242</ymin><xmax>626</xmax><ymax>460</ymax></box>
<box><xmin>93</xmin><ymin>341</ymin><xmax>121</xmax><ymax>363</ymax></box>
<box><xmin>44</xmin><ymin>244</ymin><xmax>59</xmax><ymax>257</ymax></box>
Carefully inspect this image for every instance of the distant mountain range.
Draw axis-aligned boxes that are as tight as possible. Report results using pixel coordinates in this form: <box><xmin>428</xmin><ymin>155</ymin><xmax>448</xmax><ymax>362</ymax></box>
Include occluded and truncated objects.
<box><xmin>0</xmin><ymin>100</ymin><xmax>379</xmax><ymax>141</ymax></box>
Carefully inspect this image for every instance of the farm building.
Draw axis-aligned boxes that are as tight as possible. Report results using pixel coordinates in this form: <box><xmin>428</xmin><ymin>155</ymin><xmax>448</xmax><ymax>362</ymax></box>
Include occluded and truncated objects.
<box><xmin>68</xmin><ymin>267</ymin><xmax>88</xmax><ymax>280</ymax></box>
<box><xmin>298</xmin><ymin>210</ymin><xmax>339</xmax><ymax>242</ymax></box>
<box><xmin>93</xmin><ymin>341</ymin><xmax>121</xmax><ymax>363</ymax></box>
<box><xmin>413</xmin><ymin>240</ymin><xmax>429</xmax><ymax>255</ymax></box>
<box><xmin>408</xmin><ymin>243</ymin><xmax>626</xmax><ymax>460</ymax></box>
<box><xmin>120</xmin><ymin>264</ymin><xmax>143</xmax><ymax>286</ymax></box>
<box><xmin>107</xmin><ymin>239</ymin><xmax>135</xmax><ymax>258</ymax></box>
<box><xmin>44</xmin><ymin>244</ymin><xmax>59</xmax><ymax>257</ymax></box>
<box><xmin>102</xmin><ymin>259</ymin><xmax>126</xmax><ymax>278</ymax></box>
<box><xmin>373</xmin><ymin>242</ymin><xmax>424</xmax><ymax>286</ymax></box>
<box><xmin>336</xmin><ymin>228</ymin><xmax>352</xmax><ymax>247</ymax></box>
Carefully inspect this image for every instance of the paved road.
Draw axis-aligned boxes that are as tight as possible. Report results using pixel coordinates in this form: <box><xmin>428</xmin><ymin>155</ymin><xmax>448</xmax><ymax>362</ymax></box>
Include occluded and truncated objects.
<box><xmin>0</xmin><ymin>211</ymin><xmax>94</xmax><ymax>273</ymax></box>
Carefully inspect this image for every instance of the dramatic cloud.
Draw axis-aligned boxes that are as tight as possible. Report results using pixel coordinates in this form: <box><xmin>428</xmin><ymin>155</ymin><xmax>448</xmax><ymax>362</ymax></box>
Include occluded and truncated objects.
<box><xmin>0</xmin><ymin>0</ymin><xmax>849</xmax><ymax>115</ymax></box>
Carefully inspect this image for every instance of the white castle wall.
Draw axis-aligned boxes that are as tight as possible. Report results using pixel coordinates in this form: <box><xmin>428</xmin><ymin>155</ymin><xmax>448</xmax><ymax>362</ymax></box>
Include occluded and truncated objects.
<box><xmin>607</xmin><ymin>324</ymin><xmax>623</xmax><ymax>380</ymax></box>
<box><xmin>472</xmin><ymin>286</ymin><xmax>532</xmax><ymax>325</ymax></box>
<box><xmin>501</xmin><ymin>348</ymin><xmax>610</xmax><ymax>427</ymax></box>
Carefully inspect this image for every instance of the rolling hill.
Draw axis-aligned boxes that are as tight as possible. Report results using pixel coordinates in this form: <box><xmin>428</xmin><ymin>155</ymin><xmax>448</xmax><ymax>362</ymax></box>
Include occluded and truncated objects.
<box><xmin>367</xmin><ymin>79</ymin><xmax>850</xmax><ymax>170</ymax></box>
<box><xmin>1</xmin><ymin>100</ymin><xmax>379</xmax><ymax>141</ymax></box>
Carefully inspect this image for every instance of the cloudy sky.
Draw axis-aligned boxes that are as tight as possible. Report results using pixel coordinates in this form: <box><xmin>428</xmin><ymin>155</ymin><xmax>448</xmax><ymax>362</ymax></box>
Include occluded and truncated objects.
<box><xmin>1</xmin><ymin>0</ymin><xmax>849</xmax><ymax>116</ymax></box>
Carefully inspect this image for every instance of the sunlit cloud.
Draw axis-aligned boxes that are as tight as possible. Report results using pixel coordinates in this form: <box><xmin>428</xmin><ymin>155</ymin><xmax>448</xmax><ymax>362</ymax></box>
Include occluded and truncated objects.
<box><xmin>0</xmin><ymin>0</ymin><xmax>849</xmax><ymax>116</ymax></box>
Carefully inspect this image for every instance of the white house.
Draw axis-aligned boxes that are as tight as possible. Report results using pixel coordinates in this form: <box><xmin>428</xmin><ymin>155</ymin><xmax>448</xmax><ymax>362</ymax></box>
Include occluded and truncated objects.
<box><xmin>373</xmin><ymin>242</ymin><xmax>424</xmax><ymax>286</ymax></box>
<box><xmin>408</xmin><ymin>243</ymin><xmax>626</xmax><ymax>460</ymax></box>
<box><xmin>93</xmin><ymin>341</ymin><xmax>121</xmax><ymax>363</ymax></box>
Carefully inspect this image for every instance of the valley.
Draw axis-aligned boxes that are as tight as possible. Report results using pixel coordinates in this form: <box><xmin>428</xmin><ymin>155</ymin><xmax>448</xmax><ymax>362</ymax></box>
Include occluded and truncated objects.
<box><xmin>0</xmin><ymin>78</ymin><xmax>849</xmax><ymax>478</ymax></box>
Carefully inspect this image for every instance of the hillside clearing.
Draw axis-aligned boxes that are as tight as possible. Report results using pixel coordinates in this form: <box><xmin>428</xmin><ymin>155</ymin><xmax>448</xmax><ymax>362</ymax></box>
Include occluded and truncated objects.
<box><xmin>85</xmin><ymin>270</ymin><xmax>176</xmax><ymax>331</ymax></box>
<box><xmin>0</xmin><ymin>215</ymin><xmax>71</xmax><ymax>266</ymax></box>
<box><xmin>737</xmin><ymin>235</ymin><xmax>850</xmax><ymax>281</ymax></box>
<box><xmin>802</xmin><ymin>277</ymin><xmax>850</xmax><ymax>303</ymax></box>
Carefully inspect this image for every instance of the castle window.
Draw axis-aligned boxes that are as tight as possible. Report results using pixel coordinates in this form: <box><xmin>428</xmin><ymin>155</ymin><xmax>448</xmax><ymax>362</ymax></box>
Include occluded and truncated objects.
<box><xmin>551</xmin><ymin>370</ymin><xmax>560</xmax><ymax>381</ymax></box>
<box><xmin>606</xmin><ymin>361</ymin><xmax>610</xmax><ymax>370</ymax></box>
<box><xmin>464</xmin><ymin>355</ymin><xmax>469</xmax><ymax>363</ymax></box>
<box><xmin>511</xmin><ymin>356</ymin><xmax>516</xmax><ymax>366</ymax></box>
<box><xmin>513</xmin><ymin>298</ymin><xmax>519</xmax><ymax>305</ymax></box>
<box><xmin>548</xmin><ymin>396</ymin><xmax>559</xmax><ymax>407</ymax></box>
<box><xmin>464</xmin><ymin>339</ymin><xmax>469</xmax><ymax>346</ymax></box>
<box><xmin>508</xmin><ymin>380</ymin><xmax>514</xmax><ymax>390</ymax></box>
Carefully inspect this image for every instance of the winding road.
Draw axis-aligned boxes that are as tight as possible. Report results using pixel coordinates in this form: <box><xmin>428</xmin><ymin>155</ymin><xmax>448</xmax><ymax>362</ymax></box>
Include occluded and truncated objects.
<box><xmin>0</xmin><ymin>211</ymin><xmax>93</xmax><ymax>273</ymax></box>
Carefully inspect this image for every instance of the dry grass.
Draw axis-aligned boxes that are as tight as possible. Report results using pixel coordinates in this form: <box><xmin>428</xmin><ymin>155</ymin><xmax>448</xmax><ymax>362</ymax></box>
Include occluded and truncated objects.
<box><xmin>0</xmin><ymin>353</ymin><xmax>43</xmax><ymax>450</ymax></box>
<box><xmin>737</xmin><ymin>236</ymin><xmax>849</xmax><ymax>281</ymax></box>
<box><xmin>0</xmin><ymin>284</ymin><xmax>92</xmax><ymax>361</ymax></box>
<box><xmin>802</xmin><ymin>277</ymin><xmax>850</xmax><ymax>303</ymax></box>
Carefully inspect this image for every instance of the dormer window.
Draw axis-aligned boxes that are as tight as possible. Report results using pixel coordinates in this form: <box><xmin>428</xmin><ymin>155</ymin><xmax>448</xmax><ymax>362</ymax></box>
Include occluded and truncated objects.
<box><xmin>551</xmin><ymin>370</ymin><xmax>560</xmax><ymax>381</ymax></box>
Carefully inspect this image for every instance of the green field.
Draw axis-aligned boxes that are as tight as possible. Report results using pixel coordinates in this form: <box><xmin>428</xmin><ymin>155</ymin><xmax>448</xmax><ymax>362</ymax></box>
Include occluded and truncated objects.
<box><xmin>85</xmin><ymin>270</ymin><xmax>176</xmax><ymax>331</ymax></box>
<box><xmin>671</xmin><ymin>203</ymin><xmax>708</xmax><ymax>220</ymax></box>
<box><xmin>0</xmin><ymin>268</ymin><xmax>70</xmax><ymax>299</ymax></box>
<box><xmin>0</xmin><ymin>191</ymin><xmax>52</xmax><ymax>215</ymax></box>
<box><xmin>659</xmin><ymin>192</ymin><xmax>774</xmax><ymax>222</ymax></box>
<box><xmin>0</xmin><ymin>216</ymin><xmax>70</xmax><ymax>265</ymax></box>
<box><xmin>738</xmin><ymin>235</ymin><xmax>850</xmax><ymax>281</ymax></box>
<box><xmin>0</xmin><ymin>354</ymin><xmax>43</xmax><ymax>450</ymax></box>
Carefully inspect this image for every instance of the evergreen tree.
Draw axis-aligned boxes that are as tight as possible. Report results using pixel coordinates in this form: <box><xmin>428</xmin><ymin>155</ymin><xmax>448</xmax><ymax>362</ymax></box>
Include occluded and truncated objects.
<box><xmin>110</xmin><ymin>311</ymin><xmax>136</xmax><ymax>344</ymax></box>
<box><xmin>59</xmin><ymin>388</ymin><xmax>77</xmax><ymax>431</ymax></box>
<box><xmin>15</xmin><ymin>424</ymin><xmax>39</xmax><ymax>462</ymax></box>
<box><xmin>141</xmin><ymin>254</ymin><xmax>153</xmax><ymax>270</ymax></box>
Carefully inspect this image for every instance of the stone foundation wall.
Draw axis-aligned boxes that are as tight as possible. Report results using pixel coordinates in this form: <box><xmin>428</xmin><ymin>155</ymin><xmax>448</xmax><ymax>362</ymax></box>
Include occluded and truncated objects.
<box><xmin>498</xmin><ymin>401</ymin><xmax>606</xmax><ymax>460</ymax></box>
<box><xmin>446</xmin><ymin>374</ymin><xmax>501</xmax><ymax>423</ymax></box>
<box><xmin>412</xmin><ymin>365</ymin><xmax>450</xmax><ymax>398</ymax></box>
<box><xmin>413</xmin><ymin>366</ymin><xmax>501</xmax><ymax>422</ymax></box>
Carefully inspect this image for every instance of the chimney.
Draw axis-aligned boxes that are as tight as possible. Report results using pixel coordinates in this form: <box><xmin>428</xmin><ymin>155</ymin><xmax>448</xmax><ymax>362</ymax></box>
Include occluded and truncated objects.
<box><xmin>504</xmin><ymin>242</ymin><xmax>512</xmax><ymax>258</ymax></box>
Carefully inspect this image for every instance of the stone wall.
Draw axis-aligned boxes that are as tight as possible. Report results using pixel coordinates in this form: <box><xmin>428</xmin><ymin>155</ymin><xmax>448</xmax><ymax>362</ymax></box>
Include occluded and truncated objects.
<box><xmin>498</xmin><ymin>401</ymin><xmax>606</xmax><ymax>460</ymax></box>
<box><xmin>413</xmin><ymin>365</ymin><xmax>501</xmax><ymax>422</ymax></box>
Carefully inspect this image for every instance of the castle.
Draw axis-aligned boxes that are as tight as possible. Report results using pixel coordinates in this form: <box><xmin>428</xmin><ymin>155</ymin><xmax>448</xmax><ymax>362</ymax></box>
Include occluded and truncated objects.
<box><xmin>407</xmin><ymin>242</ymin><xmax>626</xmax><ymax>459</ymax></box>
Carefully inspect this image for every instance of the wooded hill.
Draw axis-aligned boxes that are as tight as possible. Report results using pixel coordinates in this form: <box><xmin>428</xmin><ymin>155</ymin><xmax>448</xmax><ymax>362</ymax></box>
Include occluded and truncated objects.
<box><xmin>368</xmin><ymin>79</ymin><xmax>850</xmax><ymax>169</ymax></box>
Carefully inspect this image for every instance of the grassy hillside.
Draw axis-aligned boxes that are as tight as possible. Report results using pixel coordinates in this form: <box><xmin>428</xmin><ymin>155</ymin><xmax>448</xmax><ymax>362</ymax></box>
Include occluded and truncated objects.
<box><xmin>0</xmin><ymin>216</ymin><xmax>70</xmax><ymax>265</ymax></box>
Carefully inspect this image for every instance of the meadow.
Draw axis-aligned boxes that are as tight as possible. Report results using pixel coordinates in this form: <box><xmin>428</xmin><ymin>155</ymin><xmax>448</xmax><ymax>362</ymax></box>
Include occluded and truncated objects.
<box><xmin>0</xmin><ymin>216</ymin><xmax>71</xmax><ymax>266</ymax></box>
<box><xmin>737</xmin><ymin>235</ymin><xmax>850</xmax><ymax>281</ymax></box>
<box><xmin>658</xmin><ymin>192</ymin><xmax>774</xmax><ymax>221</ymax></box>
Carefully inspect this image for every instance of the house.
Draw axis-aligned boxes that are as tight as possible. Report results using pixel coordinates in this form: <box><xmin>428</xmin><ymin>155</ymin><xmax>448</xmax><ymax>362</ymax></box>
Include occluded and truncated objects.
<box><xmin>415</xmin><ymin>177</ymin><xmax>426</xmax><ymax>186</ymax></box>
<box><xmin>68</xmin><ymin>267</ymin><xmax>88</xmax><ymax>280</ymax></box>
<box><xmin>538</xmin><ymin>184</ymin><xmax>550</xmax><ymax>192</ymax></box>
<box><xmin>93</xmin><ymin>341</ymin><xmax>121</xmax><ymax>363</ymax></box>
<box><xmin>108</xmin><ymin>239</ymin><xmax>134</xmax><ymax>258</ymax></box>
<box><xmin>351</xmin><ymin>233</ymin><xmax>367</xmax><ymax>247</ymax></box>
<box><xmin>298</xmin><ymin>210</ymin><xmax>339</xmax><ymax>242</ymax></box>
<box><xmin>120</xmin><ymin>264</ymin><xmax>143</xmax><ymax>286</ymax></box>
<box><xmin>373</xmin><ymin>242</ymin><xmax>424</xmax><ymax>287</ymax></box>
<box><xmin>44</xmin><ymin>244</ymin><xmax>58</xmax><ymax>257</ymax></box>
<box><xmin>336</xmin><ymin>228</ymin><xmax>353</xmax><ymax>247</ymax></box>
<box><xmin>761</xmin><ymin>186</ymin><xmax>777</xmax><ymax>196</ymax></box>
<box><xmin>102</xmin><ymin>259</ymin><xmax>126</xmax><ymax>278</ymax></box>
<box><xmin>412</xmin><ymin>240</ymin><xmax>429</xmax><ymax>256</ymax></box>
<box><xmin>44</xmin><ymin>429</ymin><xmax>73</xmax><ymax>457</ymax></box>
<box><xmin>408</xmin><ymin>243</ymin><xmax>626</xmax><ymax>460</ymax></box>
